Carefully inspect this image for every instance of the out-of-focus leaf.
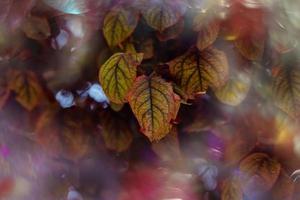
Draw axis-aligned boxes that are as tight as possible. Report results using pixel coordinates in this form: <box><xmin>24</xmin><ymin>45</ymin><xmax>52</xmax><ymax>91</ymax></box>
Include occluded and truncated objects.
<box><xmin>156</xmin><ymin>18</ymin><xmax>184</xmax><ymax>41</ymax></box>
<box><xmin>272</xmin><ymin>64</ymin><xmax>300</xmax><ymax>118</ymax></box>
<box><xmin>0</xmin><ymin>0</ymin><xmax>35</xmax><ymax>31</ymax></box>
<box><xmin>21</xmin><ymin>16</ymin><xmax>50</xmax><ymax>40</ymax></box>
<box><xmin>141</xmin><ymin>0</ymin><xmax>187</xmax><ymax>32</ymax></box>
<box><xmin>193</xmin><ymin>12</ymin><xmax>220</xmax><ymax>50</ymax></box>
<box><xmin>214</xmin><ymin>70</ymin><xmax>251</xmax><ymax>106</ymax></box>
<box><xmin>152</xmin><ymin>127</ymin><xmax>182</xmax><ymax>167</ymax></box>
<box><xmin>103</xmin><ymin>7</ymin><xmax>139</xmax><ymax>47</ymax></box>
<box><xmin>0</xmin><ymin>75</ymin><xmax>10</xmax><ymax>109</ymax></box>
<box><xmin>8</xmin><ymin>70</ymin><xmax>45</xmax><ymax>111</ymax></box>
<box><xmin>42</xmin><ymin>0</ymin><xmax>104</xmax><ymax>15</ymax></box>
<box><xmin>127</xmin><ymin>75</ymin><xmax>180</xmax><ymax>141</ymax></box>
<box><xmin>168</xmin><ymin>47</ymin><xmax>229</xmax><ymax>99</ymax></box>
<box><xmin>99</xmin><ymin>52</ymin><xmax>143</xmax><ymax>104</ymax></box>
<box><xmin>135</xmin><ymin>38</ymin><xmax>154</xmax><ymax>59</ymax></box>
<box><xmin>221</xmin><ymin>176</ymin><xmax>243</xmax><ymax>200</ymax></box>
<box><xmin>234</xmin><ymin>36</ymin><xmax>264</xmax><ymax>61</ymax></box>
<box><xmin>109</xmin><ymin>102</ymin><xmax>124</xmax><ymax>112</ymax></box>
<box><xmin>271</xmin><ymin>170</ymin><xmax>295</xmax><ymax>200</ymax></box>
<box><xmin>239</xmin><ymin>153</ymin><xmax>281</xmax><ymax>198</ymax></box>
<box><xmin>100</xmin><ymin>111</ymin><xmax>133</xmax><ymax>152</ymax></box>
<box><xmin>35</xmin><ymin>107</ymin><xmax>94</xmax><ymax>161</ymax></box>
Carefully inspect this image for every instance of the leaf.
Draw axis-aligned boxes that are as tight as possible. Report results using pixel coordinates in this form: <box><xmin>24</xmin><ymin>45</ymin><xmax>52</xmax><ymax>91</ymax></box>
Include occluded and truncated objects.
<box><xmin>271</xmin><ymin>170</ymin><xmax>295</xmax><ymax>200</ymax></box>
<box><xmin>8</xmin><ymin>70</ymin><xmax>45</xmax><ymax>111</ymax></box>
<box><xmin>272</xmin><ymin>64</ymin><xmax>300</xmax><ymax>118</ymax></box>
<box><xmin>141</xmin><ymin>0</ymin><xmax>187</xmax><ymax>32</ymax></box>
<box><xmin>168</xmin><ymin>47</ymin><xmax>229</xmax><ymax>99</ymax></box>
<box><xmin>127</xmin><ymin>75</ymin><xmax>180</xmax><ymax>141</ymax></box>
<box><xmin>234</xmin><ymin>36</ymin><xmax>264</xmax><ymax>61</ymax></box>
<box><xmin>0</xmin><ymin>0</ymin><xmax>35</xmax><ymax>31</ymax></box>
<box><xmin>103</xmin><ymin>7</ymin><xmax>139</xmax><ymax>47</ymax></box>
<box><xmin>221</xmin><ymin>176</ymin><xmax>243</xmax><ymax>200</ymax></box>
<box><xmin>193</xmin><ymin>12</ymin><xmax>220</xmax><ymax>50</ymax></box>
<box><xmin>100</xmin><ymin>111</ymin><xmax>133</xmax><ymax>152</ymax></box>
<box><xmin>239</xmin><ymin>153</ymin><xmax>281</xmax><ymax>197</ymax></box>
<box><xmin>156</xmin><ymin>18</ymin><xmax>184</xmax><ymax>41</ymax></box>
<box><xmin>21</xmin><ymin>16</ymin><xmax>50</xmax><ymax>40</ymax></box>
<box><xmin>214</xmin><ymin>70</ymin><xmax>251</xmax><ymax>106</ymax></box>
<box><xmin>99</xmin><ymin>52</ymin><xmax>143</xmax><ymax>104</ymax></box>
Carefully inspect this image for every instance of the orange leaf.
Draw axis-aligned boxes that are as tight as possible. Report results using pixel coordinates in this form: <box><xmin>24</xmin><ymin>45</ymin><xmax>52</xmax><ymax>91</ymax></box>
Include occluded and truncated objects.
<box><xmin>221</xmin><ymin>176</ymin><xmax>243</xmax><ymax>200</ymax></box>
<box><xmin>0</xmin><ymin>74</ymin><xmax>10</xmax><ymax>109</ymax></box>
<box><xmin>127</xmin><ymin>75</ymin><xmax>180</xmax><ymax>141</ymax></box>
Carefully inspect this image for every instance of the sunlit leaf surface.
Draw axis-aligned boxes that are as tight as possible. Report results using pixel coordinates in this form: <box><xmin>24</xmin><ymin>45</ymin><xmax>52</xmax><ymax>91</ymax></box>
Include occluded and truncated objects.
<box><xmin>99</xmin><ymin>52</ymin><xmax>143</xmax><ymax>104</ymax></box>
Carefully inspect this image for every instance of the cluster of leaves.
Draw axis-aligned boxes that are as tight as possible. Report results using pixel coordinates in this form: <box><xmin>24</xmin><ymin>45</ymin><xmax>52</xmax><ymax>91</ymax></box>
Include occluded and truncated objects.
<box><xmin>0</xmin><ymin>0</ymin><xmax>300</xmax><ymax>199</ymax></box>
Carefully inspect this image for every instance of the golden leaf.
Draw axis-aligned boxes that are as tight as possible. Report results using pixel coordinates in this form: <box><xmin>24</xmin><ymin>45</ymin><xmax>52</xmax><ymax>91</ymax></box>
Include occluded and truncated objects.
<box><xmin>141</xmin><ymin>0</ymin><xmax>187</xmax><ymax>32</ymax></box>
<box><xmin>127</xmin><ymin>75</ymin><xmax>180</xmax><ymax>141</ymax></box>
<box><xmin>168</xmin><ymin>47</ymin><xmax>229</xmax><ymax>99</ymax></box>
<box><xmin>239</xmin><ymin>153</ymin><xmax>281</xmax><ymax>197</ymax></box>
<box><xmin>103</xmin><ymin>7</ymin><xmax>139</xmax><ymax>47</ymax></box>
<box><xmin>214</xmin><ymin>70</ymin><xmax>251</xmax><ymax>106</ymax></box>
<box><xmin>8</xmin><ymin>70</ymin><xmax>44</xmax><ymax>111</ymax></box>
<box><xmin>272</xmin><ymin>64</ymin><xmax>300</xmax><ymax>118</ymax></box>
<box><xmin>234</xmin><ymin>36</ymin><xmax>264</xmax><ymax>61</ymax></box>
<box><xmin>99</xmin><ymin>52</ymin><xmax>143</xmax><ymax>104</ymax></box>
<box><xmin>100</xmin><ymin>111</ymin><xmax>133</xmax><ymax>152</ymax></box>
<box><xmin>193</xmin><ymin>12</ymin><xmax>220</xmax><ymax>50</ymax></box>
<box><xmin>221</xmin><ymin>176</ymin><xmax>243</xmax><ymax>200</ymax></box>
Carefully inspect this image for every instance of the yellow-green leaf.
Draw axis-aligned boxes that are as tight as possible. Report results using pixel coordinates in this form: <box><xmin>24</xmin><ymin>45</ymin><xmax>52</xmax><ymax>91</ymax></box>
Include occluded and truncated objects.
<box><xmin>272</xmin><ymin>64</ymin><xmax>300</xmax><ymax>118</ymax></box>
<box><xmin>239</xmin><ymin>153</ymin><xmax>281</xmax><ymax>197</ymax></box>
<box><xmin>168</xmin><ymin>47</ymin><xmax>229</xmax><ymax>99</ymax></box>
<box><xmin>127</xmin><ymin>75</ymin><xmax>180</xmax><ymax>141</ymax></box>
<box><xmin>221</xmin><ymin>176</ymin><xmax>243</xmax><ymax>200</ymax></box>
<box><xmin>214</xmin><ymin>71</ymin><xmax>251</xmax><ymax>106</ymax></box>
<box><xmin>141</xmin><ymin>0</ymin><xmax>187</xmax><ymax>32</ymax></box>
<box><xmin>8</xmin><ymin>70</ymin><xmax>45</xmax><ymax>111</ymax></box>
<box><xmin>100</xmin><ymin>110</ymin><xmax>133</xmax><ymax>152</ymax></box>
<box><xmin>103</xmin><ymin>7</ymin><xmax>139</xmax><ymax>47</ymax></box>
<box><xmin>99</xmin><ymin>52</ymin><xmax>143</xmax><ymax>104</ymax></box>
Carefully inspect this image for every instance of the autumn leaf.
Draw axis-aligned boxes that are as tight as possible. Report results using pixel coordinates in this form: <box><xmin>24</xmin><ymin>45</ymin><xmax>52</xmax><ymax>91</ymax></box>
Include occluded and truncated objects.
<box><xmin>0</xmin><ymin>0</ymin><xmax>35</xmax><ymax>31</ymax></box>
<box><xmin>193</xmin><ymin>12</ymin><xmax>220</xmax><ymax>51</ymax></box>
<box><xmin>234</xmin><ymin>36</ymin><xmax>264</xmax><ymax>61</ymax></box>
<box><xmin>8</xmin><ymin>70</ymin><xmax>45</xmax><ymax>111</ymax></box>
<box><xmin>239</xmin><ymin>153</ymin><xmax>281</xmax><ymax>198</ymax></box>
<box><xmin>127</xmin><ymin>75</ymin><xmax>180</xmax><ymax>141</ymax></box>
<box><xmin>100</xmin><ymin>111</ymin><xmax>133</xmax><ymax>152</ymax></box>
<box><xmin>168</xmin><ymin>47</ymin><xmax>229</xmax><ymax>99</ymax></box>
<box><xmin>272</xmin><ymin>64</ymin><xmax>300</xmax><ymax>119</ymax></box>
<box><xmin>141</xmin><ymin>0</ymin><xmax>187</xmax><ymax>32</ymax></box>
<box><xmin>214</xmin><ymin>70</ymin><xmax>251</xmax><ymax>106</ymax></box>
<box><xmin>103</xmin><ymin>7</ymin><xmax>139</xmax><ymax>47</ymax></box>
<box><xmin>156</xmin><ymin>18</ymin><xmax>184</xmax><ymax>41</ymax></box>
<box><xmin>221</xmin><ymin>176</ymin><xmax>243</xmax><ymax>200</ymax></box>
<box><xmin>99</xmin><ymin>52</ymin><xmax>143</xmax><ymax>104</ymax></box>
<box><xmin>21</xmin><ymin>15</ymin><xmax>50</xmax><ymax>40</ymax></box>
